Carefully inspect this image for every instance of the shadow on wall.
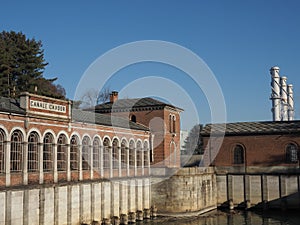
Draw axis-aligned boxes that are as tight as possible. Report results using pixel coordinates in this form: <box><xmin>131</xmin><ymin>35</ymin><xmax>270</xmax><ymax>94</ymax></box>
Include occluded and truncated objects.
<box><xmin>251</xmin><ymin>154</ymin><xmax>300</xmax><ymax>168</ymax></box>
<box><xmin>218</xmin><ymin>191</ymin><xmax>300</xmax><ymax>211</ymax></box>
<box><xmin>254</xmin><ymin>191</ymin><xmax>300</xmax><ymax>210</ymax></box>
<box><xmin>181</xmin><ymin>155</ymin><xmax>203</xmax><ymax>167</ymax></box>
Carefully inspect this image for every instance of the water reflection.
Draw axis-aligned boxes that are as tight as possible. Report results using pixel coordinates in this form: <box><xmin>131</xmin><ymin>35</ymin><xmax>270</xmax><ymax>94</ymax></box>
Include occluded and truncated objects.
<box><xmin>138</xmin><ymin>210</ymin><xmax>300</xmax><ymax>225</ymax></box>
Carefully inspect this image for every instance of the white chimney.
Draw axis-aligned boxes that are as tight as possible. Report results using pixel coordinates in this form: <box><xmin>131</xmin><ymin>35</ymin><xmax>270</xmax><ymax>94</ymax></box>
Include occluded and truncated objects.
<box><xmin>287</xmin><ymin>84</ymin><xmax>294</xmax><ymax>121</ymax></box>
<box><xmin>280</xmin><ymin>76</ymin><xmax>288</xmax><ymax>121</ymax></box>
<box><xmin>270</xmin><ymin>66</ymin><xmax>281</xmax><ymax>121</ymax></box>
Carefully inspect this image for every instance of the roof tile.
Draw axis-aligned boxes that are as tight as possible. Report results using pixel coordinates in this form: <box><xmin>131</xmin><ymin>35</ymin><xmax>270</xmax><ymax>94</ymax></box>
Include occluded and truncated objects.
<box><xmin>201</xmin><ymin>121</ymin><xmax>300</xmax><ymax>136</ymax></box>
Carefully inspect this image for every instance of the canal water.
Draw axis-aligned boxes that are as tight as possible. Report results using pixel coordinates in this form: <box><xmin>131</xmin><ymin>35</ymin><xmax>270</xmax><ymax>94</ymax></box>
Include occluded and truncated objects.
<box><xmin>137</xmin><ymin>209</ymin><xmax>300</xmax><ymax>225</ymax></box>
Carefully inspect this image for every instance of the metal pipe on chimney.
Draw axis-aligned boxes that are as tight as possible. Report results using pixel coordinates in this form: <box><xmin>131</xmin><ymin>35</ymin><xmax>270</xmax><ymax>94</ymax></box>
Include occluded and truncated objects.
<box><xmin>270</xmin><ymin>66</ymin><xmax>281</xmax><ymax>121</ymax></box>
<box><xmin>287</xmin><ymin>84</ymin><xmax>294</xmax><ymax>121</ymax></box>
<box><xmin>280</xmin><ymin>76</ymin><xmax>288</xmax><ymax>121</ymax></box>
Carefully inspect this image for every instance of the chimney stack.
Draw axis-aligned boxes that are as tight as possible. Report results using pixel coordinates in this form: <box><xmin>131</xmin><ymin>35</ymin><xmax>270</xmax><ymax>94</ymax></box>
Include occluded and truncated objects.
<box><xmin>280</xmin><ymin>76</ymin><xmax>288</xmax><ymax>121</ymax></box>
<box><xmin>110</xmin><ymin>91</ymin><xmax>119</xmax><ymax>103</ymax></box>
<box><xmin>269</xmin><ymin>66</ymin><xmax>295</xmax><ymax>121</ymax></box>
<box><xmin>270</xmin><ymin>66</ymin><xmax>281</xmax><ymax>121</ymax></box>
<box><xmin>287</xmin><ymin>84</ymin><xmax>294</xmax><ymax>121</ymax></box>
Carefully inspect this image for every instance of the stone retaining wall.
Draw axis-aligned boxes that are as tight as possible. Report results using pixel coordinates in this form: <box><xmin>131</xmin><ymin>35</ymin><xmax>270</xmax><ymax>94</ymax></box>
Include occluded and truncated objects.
<box><xmin>151</xmin><ymin>167</ymin><xmax>217</xmax><ymax>213</ymax></box>
<box><xmin>0</xmin><ymin>178</ymin><xmax>151</xmax><ymax>225</ymax></box>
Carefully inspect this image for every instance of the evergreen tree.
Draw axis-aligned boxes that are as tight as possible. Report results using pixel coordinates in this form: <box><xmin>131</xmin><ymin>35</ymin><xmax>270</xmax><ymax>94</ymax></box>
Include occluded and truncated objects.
<box><xmin>0</xmin><ymin>30</ymin><xmax>65</xmax><ymax>98</ymax></box>
<box><xmin>182</xmin><ymin>124</ymin><xmax>204</xmax><ymax>155</ymax></box>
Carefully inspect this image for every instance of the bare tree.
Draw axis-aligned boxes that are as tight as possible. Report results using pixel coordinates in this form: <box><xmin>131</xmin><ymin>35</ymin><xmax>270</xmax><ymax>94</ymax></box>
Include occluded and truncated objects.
<box><xmin>97</xmin><ymin>87</ymin><xmax>111</xmax><ymax>103</ymax></box>
<box><xmin>80</xmin><ymin>87</ymin><xmax>111</xmax><ymax>109</ymax></box>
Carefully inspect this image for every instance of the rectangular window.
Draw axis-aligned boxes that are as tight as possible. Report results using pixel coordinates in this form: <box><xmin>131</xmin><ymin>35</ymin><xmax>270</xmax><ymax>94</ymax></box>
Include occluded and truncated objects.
<box><xmin>57</xmin><ymin>144</ymin><xmax>67</xmax><ymax>171</ymax></box>
<box><xmin>82</xmin><ymin>146</ymin><xmax>90</xmax><ymax>170</ymax></box>
<box><xmin>43</xmin><ymin>142</ymin><xmax>53</xmax><ymax>172</ymax></box>
<box><xmin>129</xmin><ymin>149</ymin><xmax>135</xmax><ymax>167</ymax></box>
<box><xmin>28</xmin><ymin>142</ymin><xmax>39</xmax><ymax>172</ymax></box>
<box><xmin>112</xmin><ymin>147</ymin><xmax>119</xmax><ymax>169</ymax></box>
<box><xmin>144</xmin><ymin>150</ymin><xmax>149</xmax><ymax>167</ymax></box>
<box><xmin>70</xmin><ymin>146</ymin><xmax>78</xmax><ymax>170</ymax></box>
<box><xmin>103</xmin><ymin>147</ymin><xmax>110</xmax><ymax>169</ymax></box>
<box><xmin>137</xmin><ymin>150</ymin><xmax>142</xmax><ymax>167</ymax></box>
<box><xmin>93</xmin><ymin>145</ymin><xmax>100</xmax><ymax>170</ymax></box>
<box><xmin>121</xmin><ymin>147</ymin><xmax>127</xmax><ymax>168</ymax></box>
<box><xmin>11</xmin><ymin>143</ymin><xmax>23</xmax><ymax>172</ymax></box>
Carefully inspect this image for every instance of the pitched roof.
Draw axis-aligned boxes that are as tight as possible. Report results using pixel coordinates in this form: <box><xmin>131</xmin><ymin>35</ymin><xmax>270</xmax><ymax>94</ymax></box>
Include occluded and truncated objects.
<box><xmin>93</xmin><ymin>97</ymin><xmax>183</xmax><ymax>113</ymax></box>
<box><xmin>0</xmin><ymin>96</ymin><xmax>149</xmax><ymax>131</ymax></box>
<box><xmin>72</xmin><ymin>109</ymin><xmax>149</xmax><ymax>131</ymax></box>
<box><xmin>0</xmin><ymin>97</ymin><xmax>25</xmax><ymax>114</ymax></box>
<box><xmin>201</xmin><ymin>120</ymin><xmax>300</xmax><ymax>136</ymax></box>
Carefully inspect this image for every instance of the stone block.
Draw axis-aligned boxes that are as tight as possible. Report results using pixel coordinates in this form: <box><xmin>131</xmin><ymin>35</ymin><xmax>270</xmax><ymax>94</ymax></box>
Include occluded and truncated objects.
<box><xmin>11</xmin><ymin>191</ymin><xmax>23</xmax><ymax>225</ymax></box>
<box><xmin>82</xmin><ymin>184</ymin><xmax>91</xmax><ymax>222</ymax></box>
<box><xmin>27</xmin><ymin>189</ymin><xmax>39</xmax><ymax>225</ymax></box>
<box><xmin>249</xmin><ymin>176</ymin><xmax>261</xmax><ymax>204</ymax></box>
<box><xmin>0</xmin><ymin>192</ymin><xmax>5</xmax><ymax>224</ymax></box>
<box><xmin>71</xmin><ymin>185</ymin><xmax>80</xmax><ymax>225</ymax></box>
<box><xmin>43</xmin><ymin>188</ymin><xmax>54</xmax><ymax>225</ymax></box>
<box><xmin>58</xmin><ymin>186</ymin><xmax>68</xmax><ymax>225</ymax></box>
<box><xmin>93</xmin><ymin>183</ymin><xmax>101</xmax><ymax>222</ymax></box>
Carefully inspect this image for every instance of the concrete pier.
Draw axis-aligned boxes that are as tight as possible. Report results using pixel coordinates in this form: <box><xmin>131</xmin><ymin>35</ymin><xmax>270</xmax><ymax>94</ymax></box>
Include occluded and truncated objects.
<box><xmin>216</xmin><ymin>170</ymin><xmax>300</xmax><ymax>210</ymax></box>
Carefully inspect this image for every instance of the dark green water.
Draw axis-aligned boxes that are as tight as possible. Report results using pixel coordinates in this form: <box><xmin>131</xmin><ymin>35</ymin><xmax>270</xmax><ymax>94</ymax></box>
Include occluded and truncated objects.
<box><xmin>137</xmin><ymin>210</ymin><xmax>300</xmax><ymax>225</ymax></box>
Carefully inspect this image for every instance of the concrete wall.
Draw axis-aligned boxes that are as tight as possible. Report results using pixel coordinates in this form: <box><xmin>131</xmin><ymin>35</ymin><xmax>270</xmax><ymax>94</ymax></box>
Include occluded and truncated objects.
<box><xmin>216</xmin><ymin>171</ymin><xmax>300</xmax><ymax>209</ymax></box>
<box><xmin>0</xmin><ymin>178</ymin><xmax>151</xmax><ymax>225</ymax></box>
<box><xmin>151</xmin><ymin>167</ymin><xmax>217</xmax><ymax>214</ymax></box>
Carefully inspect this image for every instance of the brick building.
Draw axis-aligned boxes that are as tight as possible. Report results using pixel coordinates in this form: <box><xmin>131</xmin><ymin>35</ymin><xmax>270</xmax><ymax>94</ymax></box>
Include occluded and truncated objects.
<box><xmin>201</xmin><ymin>121</ymin><xmax>300</xmax><ymax>173</ymax></box>
<box><xmin>0</xmin><ymin>92</ymin><xmax>155</xmax><ymax>187</ymax></box>
<box><xmin>0</xmin><ymin>90</ymin><xmax>183</xmax><ymax>188</ymax></box>
<box><xmin>93</xmin><ymin>91</ymin><xmax>183</xmax><ymax>168</ymax></box>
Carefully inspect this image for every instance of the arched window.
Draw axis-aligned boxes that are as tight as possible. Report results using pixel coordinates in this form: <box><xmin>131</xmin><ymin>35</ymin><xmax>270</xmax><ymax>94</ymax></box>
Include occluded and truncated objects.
<box><xmin>57</xmin><ymin>134</ymin><xmax>67</xmax><ymax>171</ymax></box>
<box><xmin>11</xmin><ymin>130</ymin><xmax>23</xmax><ymax>172</ymax></box>
<box><xmin>93</xmin><ymin>137</ymin><xmax>100</xmax><ymax>170</ymax></box>
<box><xmin>136</xmin><ymin>141</ymin><xmax>142</xmax><ymax>168</ymax></box>
<box><xmin>82</xmin><ymin>136</ymin><xmax>90</xmax><ymax>170</ymax></box>
<box><xmin>112</xmin><ymin>139</ymin><xmax>119</xmax><ymax>169</ymax></box>
<box><xmin>286</xmin><ymin>143</ymin><xmax>298</xmax><ymax>163</ymax></box>
<box><xmin>43</xmin><ymin>133</ymin><xmax>54</xmax><ymax>172</ymax></box>
<box><xmin>233</xmin><ymin>145</ymin><xmax>244</xmax><ymax>164</ymax></box>
<box><xmin>28</xmin><ymin>131</ymin><xmax>39</xmax><ymax>172</ymax></box>
<box><xmin>169</xmin><ymin>114</ymin><xmax>172</xmax><ymax>133</ymax></box>
<box><xmin>172</xmin><ymin>115</ymin><xmax>176</xmax><ymax>133</ymax></box>
<box><xmin>129</xmin><ymin>140</ymin><xmax>135</xmax><ymax>167</ymax></box>
<box><xmin>143</xmin><ymin>142</ymin><xmax>149</xmax><ymax>167</ymax></box>
<box><xmin>103</xmin><ymin>138</ymin><xmax>110</xmax><ymax>169</ymax></box>
<box><xmin>70</xmin><ymin>135</ymin><xmax>79</xmax><ymax>171</ymax></box>
<box><xmin>130</xmin><ymin>115</ymin><xmax>136</xmax><ymax>123</ymax></box>
<box><xmin>121</xmin><ymin>140</ymin><xmax>127</xmax><ymax>169</ymax></box>
<box><xmin>0</xmin><ymin>129</ymin><xmax>6</xmax><ymax>173</ymax></box>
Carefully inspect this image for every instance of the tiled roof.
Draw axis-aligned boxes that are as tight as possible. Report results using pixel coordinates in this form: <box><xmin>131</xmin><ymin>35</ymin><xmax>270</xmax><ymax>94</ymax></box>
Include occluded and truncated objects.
<box><xmin>94</xmin><ymin>97</ymin><xmax>183</xmax><ymax>112</ymax></box>
<box><xmin>0</xmin><ymin>96</ymin><xmax>149</xmax><ymax>131</ymax></box>
<box><xmin>201</xmin><ymin>120</ymin><xmax>300</xmax><ymax>136</ymax></box>
<box><xmin>0</xmin><ymin>97</ymin><xmax>25</xmax><ymax>114</ymax></box>
<box><xmin>72</xmin><ymin>109</ymin><xmax>149</xmax><ymax>131</ymax></box>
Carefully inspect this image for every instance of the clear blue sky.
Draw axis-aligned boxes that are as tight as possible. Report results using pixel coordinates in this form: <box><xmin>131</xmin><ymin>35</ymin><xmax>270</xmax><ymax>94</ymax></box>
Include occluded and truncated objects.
<box><xmin>1</xmin><ymin>1</ymin><xmax>300</xmax><ymax>129</ymax></box>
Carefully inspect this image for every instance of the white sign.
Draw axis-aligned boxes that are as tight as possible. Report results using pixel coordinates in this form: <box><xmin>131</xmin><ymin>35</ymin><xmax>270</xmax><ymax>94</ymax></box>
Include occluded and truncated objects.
<box><xmin>30</xmin><ymin>100</ymin><xmax>66</xmax><ymax>113</ymax></box>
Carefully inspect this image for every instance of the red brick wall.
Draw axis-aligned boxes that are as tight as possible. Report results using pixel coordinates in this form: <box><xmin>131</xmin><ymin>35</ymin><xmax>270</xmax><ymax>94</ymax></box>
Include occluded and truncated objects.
<box><xmin>108</xmin><ymin>108</ymin><xmax>181</xmax><ymax>168</ymax></box>
<box><xmin>0</xmin><ymin>104</ymin><xmax>152</xmax><ymax>187</ymax></box>
<box><xmin>203</xmin><ymin>134</ymin><xmax>300</xmax><ymax>167</ymax></box>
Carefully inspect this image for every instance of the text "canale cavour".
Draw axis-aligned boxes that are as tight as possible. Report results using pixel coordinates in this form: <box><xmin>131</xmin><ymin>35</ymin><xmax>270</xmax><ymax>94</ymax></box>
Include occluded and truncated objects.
<box><xmin>30</xmin><ymin>100</ymin><xmax>66</xmax><ymax>113</ymax></box>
